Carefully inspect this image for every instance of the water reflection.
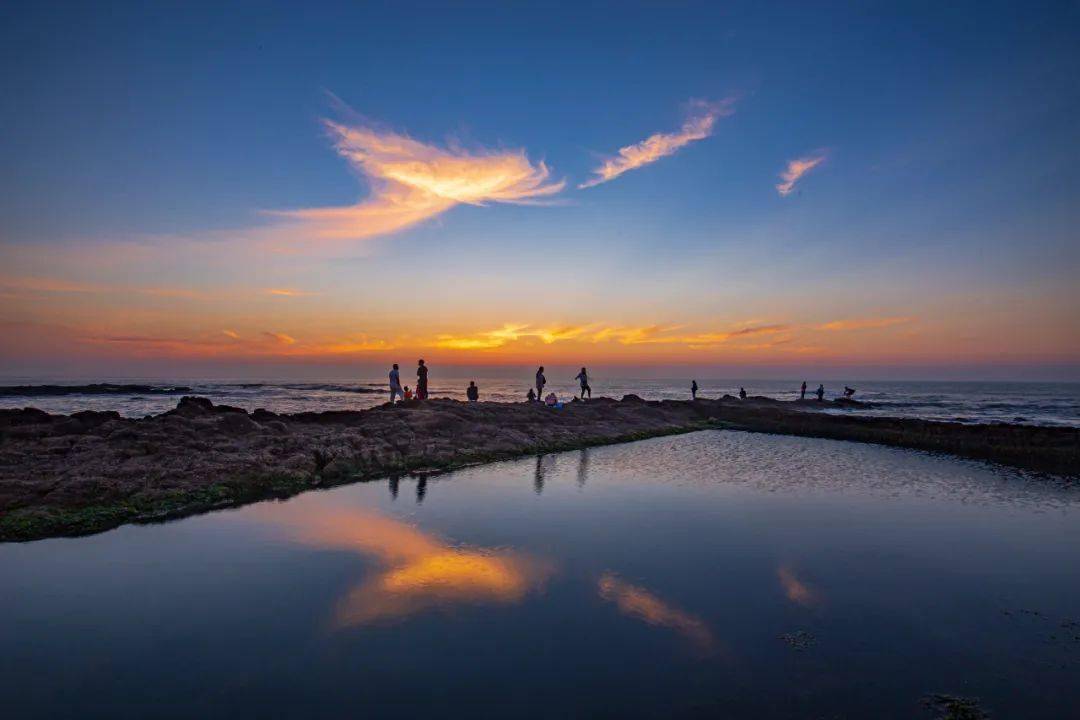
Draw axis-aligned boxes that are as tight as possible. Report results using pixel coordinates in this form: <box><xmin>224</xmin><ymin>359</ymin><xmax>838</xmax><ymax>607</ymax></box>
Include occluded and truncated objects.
<box><xmin>576</xmin><ymin>449</ymin><xmax>590</xmax><ymax>489</ymax></box>
<box><xmin>257</xmin><ymin>506</ymin><xmax>553</xmax><ymax>628</ymax></box>
<box><xmin>777</xmin><ymin>566</ymin><xmax>821</xmax><ymax>607</ymax></box>
<box><xmin>597</xmin><ymin>572</ymin><xmax>714</xmax><ymax>651</ymax></box>
<box><xmin>534</xmin><ymin>454</ymin><xmax>556</xmax><ymax>495</ymax></box>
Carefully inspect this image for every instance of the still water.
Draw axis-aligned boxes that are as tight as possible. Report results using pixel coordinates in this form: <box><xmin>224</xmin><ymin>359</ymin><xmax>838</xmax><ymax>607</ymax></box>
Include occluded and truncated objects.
<box><xmin>2</xmin><ymin>431</ymin><xmax>1079</xmax><ymax>718</ymax></box>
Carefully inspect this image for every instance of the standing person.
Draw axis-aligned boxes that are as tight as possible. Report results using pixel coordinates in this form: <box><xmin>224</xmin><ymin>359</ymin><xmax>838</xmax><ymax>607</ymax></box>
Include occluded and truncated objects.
<box><xmin>535</xmin><ymin>366</ymin><xmax>546</xmax><ymax>400</ymax></box>
<box><xmin>815</xmin><ymin>384</ymin><xmax>825</xmax><ymax>401</ymax></box>
<box><xmin>691</xmin><ymin>380</ymin><xmax>698</xmax><ymax>400</ymax></box>
<box><xmin>466</xmin><ymin>381</ymin><xmax>479</xmax><ymax>402</ymax></box>
<box><xmin>388</xmin><ymin>363</ymin><xmax>403</xmax><ymax>404</ymax></box>
<box><xmin>416</xmin><ymin>359</ymin><xmax>429</xmax><ymax>400</ymax></box>
<box><xmin>800</xmin><ymin>381</ymin><xmax>807</xmax><ymax>400</ymax></box>
<box><xmin>575</xmin><ymin>367</ymin><xmax>592</xmax><ymax>399</ymax></box>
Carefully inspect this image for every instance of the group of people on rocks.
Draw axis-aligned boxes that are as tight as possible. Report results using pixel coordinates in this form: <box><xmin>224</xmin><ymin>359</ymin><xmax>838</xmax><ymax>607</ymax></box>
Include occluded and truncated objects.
<box><xmin>387</xmin><ymin>362</ymin><xmax>853</xmax><ymax>405</ymax></box>
<box><xmin>387</xmin><ymin>360</ymin><xmax>428</xmax><ymax>403</ymax></box>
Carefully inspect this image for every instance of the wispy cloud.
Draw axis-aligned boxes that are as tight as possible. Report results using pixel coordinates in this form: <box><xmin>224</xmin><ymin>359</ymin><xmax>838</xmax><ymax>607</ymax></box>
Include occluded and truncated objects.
<box><xmin>434</xmin><ymin>322</ymin><xmax>788</xmax><ymax>350</ymax></box>
<box><xmin>265</xmin><ymin>288</ymin><xmax>320</xmax><ymax>297</ymax></box>
<box><xmin>0</xmin><ymin>274</ymin><xmax>203</xmax><ymax>299</ymax></box>
<box><xmin>579</xmin><ymin>99</ymin><xmax>735</xmax><ymax>189</ymax></box>
<box><xmin>262</xmin><ymin>331</ymin><xmax>296</xmax><ymax>345</ymax></box>
<box><xmin>269</xmin><ymin>110</ymin><xmax>564</xmax><ymax>242</ymax></box>
<box><xmin>222</xmin><ymin>329</ymin><xmax>240</xmax><ymax>339</ymax></box>
<box><xmin>817</xmin><ymin>317</ymin><xmax>912</xmax><ymax>331</ymax></box>
<box><xmin>435</xmin><ymin>323</ymin><xmax>595</xmax><ymax>350</ymax></box>
<box><xmin>776</xmin><ymin>151</ymin><xmax>827</xmax><ymax>196</ymax></box>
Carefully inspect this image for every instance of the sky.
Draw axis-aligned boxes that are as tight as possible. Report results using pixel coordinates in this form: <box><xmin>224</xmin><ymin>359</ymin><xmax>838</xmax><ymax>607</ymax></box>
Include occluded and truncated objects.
<box><xmin>1</xmin><ymin>1</ymin><xmax>1078</xmax><ymax>380</ymax></box>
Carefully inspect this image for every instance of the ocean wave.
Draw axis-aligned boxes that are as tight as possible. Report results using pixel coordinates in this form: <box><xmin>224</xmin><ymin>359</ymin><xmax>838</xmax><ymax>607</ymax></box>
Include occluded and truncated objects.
<box><xmin>0</xmin><ymin>383</ymin><xmax>193</xmax><ymax>397</ymax></box>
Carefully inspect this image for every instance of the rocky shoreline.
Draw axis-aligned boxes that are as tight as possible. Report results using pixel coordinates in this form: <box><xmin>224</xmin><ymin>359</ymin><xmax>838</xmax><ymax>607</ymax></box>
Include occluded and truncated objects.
<box><xmin>2</xmin><ymin>395</ymin><xmax>1077</xmax><ymax>542</ymax></box>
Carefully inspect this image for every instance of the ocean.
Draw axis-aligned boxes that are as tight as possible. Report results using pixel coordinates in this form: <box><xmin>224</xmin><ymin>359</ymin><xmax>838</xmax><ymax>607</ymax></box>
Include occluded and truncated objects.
<box><xmin>1</xmin><ymin>376</ymin><xmax>1078</xmax><ymax>427</ymax></box>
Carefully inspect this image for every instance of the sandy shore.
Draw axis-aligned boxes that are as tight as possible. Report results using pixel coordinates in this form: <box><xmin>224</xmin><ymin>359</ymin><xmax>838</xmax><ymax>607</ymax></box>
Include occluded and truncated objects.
<box><xmin>2</xmin><ymin>394</ymin><xmax>1077</xmax><ymax>541</ymax></box>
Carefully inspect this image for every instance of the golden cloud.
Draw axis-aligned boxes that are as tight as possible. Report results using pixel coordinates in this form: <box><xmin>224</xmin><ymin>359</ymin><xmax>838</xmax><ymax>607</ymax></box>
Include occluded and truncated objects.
<box><xmin>580</xmin><ymin>99</ymin><xmax>735</xmax><ymax>189</ymax></box>
<box><xmin>269</xmin><ymin>114</ymin><xmax>564</xmax><ymax>242</ymax></box>
<box><xmin>265</xmin><ymin>288</ymin><xmax>319</xmax><ymax>297</ymax></box>
<box><xmin>817</xmin><ymin>317</ymin><xmax>912</xmax><ymax>331</ymax></box>
<box><xmin>776</xmin><ymin>152</ymin><xmax>827</xmax><ymax>196</ymax></box>
<box><xmin>262</xmin><ymin>331</ymin><xmax>296</xmax><ymax>345</ymax></box>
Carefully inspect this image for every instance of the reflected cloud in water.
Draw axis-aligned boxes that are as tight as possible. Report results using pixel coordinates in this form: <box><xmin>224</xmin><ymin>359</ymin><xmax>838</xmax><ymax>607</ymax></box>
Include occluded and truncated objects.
<box><xmin>597</xmin><ymin>572</ymin><xmax>714</xmax><ymax>651</ymax></box>
<box><xmin>777</xmin><ymin>565</ymin><xmax>822</xmax><ymax>607</ymax></box>
<box><xmin>254</xmin><ymin>505</ymin><xmax>553</xmax><ymax>628</ymax></box>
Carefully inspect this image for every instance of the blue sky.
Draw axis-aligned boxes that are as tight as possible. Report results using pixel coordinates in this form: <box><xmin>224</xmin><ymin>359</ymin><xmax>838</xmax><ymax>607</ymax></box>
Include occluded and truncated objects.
<box><xmin>1</xmin><ymin>1</ymin><xmax>1078</xmax><ymax>377</ymax></box>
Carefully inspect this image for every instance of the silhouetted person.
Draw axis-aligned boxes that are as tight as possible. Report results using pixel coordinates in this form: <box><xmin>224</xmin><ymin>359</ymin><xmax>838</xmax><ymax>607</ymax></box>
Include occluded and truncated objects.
<box><xmin>416</xmin><ymin>359</ymin><xmax>428</xmax><ymax>400</ymax></box>
<box><xmin>389</xmin><ymin>363</ymin><xmax>403</xmax><ymax>403</ymax></box>
<box><xmin>739</xmin><ymin>387</ymin><xmax>747</xmax><ymax>400</ymax></box>
<box><xmin>691</xmin><ymin>380</ymin><xmax>698</xmax><ymax>400</ymax></box>
<box><xmin>844</xmin><ymin>386</ymin><xmax>856</xmax><ymax>398</ymax></box>
<box><xmin>816</xmin><ymin>384</ymin><xmax>825</xmax><ymax>401</ymax></box>
<box><xmin>535</xmin><ymin>366</ymin><xmax>546</xmax><ymax>399</ymax></box>
<box><xmin>527</xmin><ymin>388</ymin><xmax>536</xmax><ymax>402</ymax></box>
<box><xmin>575</xmin><ymin>367</ymin><xmax>591</xmax><ymax>399</ymax></box>
<box><xmin>800</xmin><ymin>381</ymin><xmax>807</xmax><ymax>400</ymax></box>
<box><xmin>466</xmin><ymin>381</ymin><xmax>479</xmax><ymax>402</ymax></box>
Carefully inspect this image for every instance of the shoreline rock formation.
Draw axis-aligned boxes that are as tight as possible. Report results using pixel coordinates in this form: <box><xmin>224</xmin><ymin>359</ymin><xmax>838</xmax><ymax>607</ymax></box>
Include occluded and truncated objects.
<box><xmin>1</xmin><ymin>395</ymin><xmax>1077</xmax><ymax>542</ymax></box>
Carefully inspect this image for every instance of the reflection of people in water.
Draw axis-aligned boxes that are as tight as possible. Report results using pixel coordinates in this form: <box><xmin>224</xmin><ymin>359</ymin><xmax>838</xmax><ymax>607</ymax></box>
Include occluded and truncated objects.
<box><xmin>534</xmin><ymin>454</ymin><xmax>556</xmax><ymax>494</ymax></box>
<box><xmin>416</xmin><ymin>476</ymin><xmax>427</xmax><ymax>504</ymax></box>
<box><xmin>843</xmin><ymin>386</ymin><xmax>856</xmax><ymax>398</ymax></box>
<box><xmin>388</xmin><ymin>476</ymin><xmax>400</xmax><ymax>500</ymax></box>
<box><xmin>576</xmin><ymin>448</ymin><xmax>589</xmax><ymax>489</ymax></box>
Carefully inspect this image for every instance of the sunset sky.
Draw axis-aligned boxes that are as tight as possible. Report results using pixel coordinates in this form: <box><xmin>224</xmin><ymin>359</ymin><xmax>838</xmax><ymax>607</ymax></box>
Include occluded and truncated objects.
<box><xmin>2</xmin><ymin>2</ymin><xmax>1078</xmax><ymax>379</ymax></box>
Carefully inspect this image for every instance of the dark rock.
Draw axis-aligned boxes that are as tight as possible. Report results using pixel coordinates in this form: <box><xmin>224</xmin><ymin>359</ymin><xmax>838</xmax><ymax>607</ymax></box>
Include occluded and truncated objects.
<box><xmin>218</xmin><ymin>413</ymin><xmax>261</xmax><ymax>435</ymax></box>
<box><xmin>170</xmin><ymin>396</ymin><xmax>216</xmax><ymax>417</ymax></box>
<box><xmin>70</xmin><ymin>410</ymin><xmax>121</xmax><ymax>428</ymax></box>
<box><xmin>0</xmin><ymin>407</ymin><xmax>54</xmax><ymax>428</ymax></box>
<box><xmin>52</xmin><ymin>418</ymin><xmax>87</xmax><ymax>436</ymax></box>
<box><xmin>621</xmin><ymin>394</ymin><xmax>645</xmax><ymax>403</ymax></box>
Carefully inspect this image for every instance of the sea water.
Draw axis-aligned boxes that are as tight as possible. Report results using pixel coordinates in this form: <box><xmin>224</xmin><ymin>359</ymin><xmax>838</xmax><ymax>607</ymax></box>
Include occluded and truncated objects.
<box><xmin>1</xmin><ymin>376</ymin><xmax>1078</xmax><ymax>426</ymax></box>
